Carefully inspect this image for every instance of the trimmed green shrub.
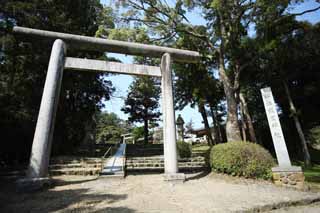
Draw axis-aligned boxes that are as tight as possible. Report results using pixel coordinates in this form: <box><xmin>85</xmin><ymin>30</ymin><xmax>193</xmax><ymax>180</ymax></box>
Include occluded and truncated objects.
<box><xmin>210</xmin><ymin>141</ymin><xmax>276</xmax><ymax>179</ymax></box>
<box><xmin>309</xmin><ymin>126</ymin><xmax>320</xmax><ymax>146</ymax></box>
<box><xmin>177</xmin><ymin>141</ymin><xmax>192</xmax><ymax>158</ymax></box>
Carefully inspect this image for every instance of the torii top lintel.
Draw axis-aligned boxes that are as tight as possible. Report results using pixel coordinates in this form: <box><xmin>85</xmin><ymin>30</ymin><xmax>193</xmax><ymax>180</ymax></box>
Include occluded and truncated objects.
<box><xmin>13</xmin><ymin>26</ymin><xmax>200</xmax><ymax>63</ymax></box>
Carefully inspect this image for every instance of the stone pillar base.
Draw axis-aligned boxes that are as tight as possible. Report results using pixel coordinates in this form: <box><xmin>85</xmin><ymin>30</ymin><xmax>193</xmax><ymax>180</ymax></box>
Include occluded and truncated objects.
<box><xmin>163</xmin><ymin>173</ymin><xmax>186</xmax><ymax>183</ymax></box>
<box><xmin>272</xmin><ymin>166</ymin><xmax>305</xmax><ymax>190</ymax></box>
<box><xmin>16</xmin><ymin>177</ymin><xmax>51</xmax><ymax>192</ymax></box>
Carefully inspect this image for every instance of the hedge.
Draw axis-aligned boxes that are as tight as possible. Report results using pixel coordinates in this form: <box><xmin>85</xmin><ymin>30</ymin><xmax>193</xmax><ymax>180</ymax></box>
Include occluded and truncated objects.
<box><xmin>210</xmin><ymin>141</ymin><xmax>276</xmax><ymax>179</ymax></box>
<box><xmin>177</xmin><ymin>141</ymin><xmax>192</xmax><ymax>158</ymax></box>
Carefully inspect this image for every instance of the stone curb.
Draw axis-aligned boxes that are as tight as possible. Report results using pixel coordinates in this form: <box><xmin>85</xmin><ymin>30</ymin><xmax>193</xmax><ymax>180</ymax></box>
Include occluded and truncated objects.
<box><xmin>239</xmin><ymin>195</ymin><xmax>320</xmax><ymax>212</ymax></box>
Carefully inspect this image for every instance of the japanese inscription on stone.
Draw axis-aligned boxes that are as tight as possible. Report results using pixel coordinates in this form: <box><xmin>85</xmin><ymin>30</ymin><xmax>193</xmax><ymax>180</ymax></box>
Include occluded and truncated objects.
<box><xmin>261</xmin><ymin>87</ymin><xmax>292</xmax><ymax>167</ymax></box>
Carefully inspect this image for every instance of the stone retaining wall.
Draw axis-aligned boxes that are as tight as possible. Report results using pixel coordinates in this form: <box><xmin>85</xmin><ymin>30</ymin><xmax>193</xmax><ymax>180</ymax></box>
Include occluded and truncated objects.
<box><xmin>273</xmin><ymin>171</ymin><xmax>305</xmax><ymax>190</ymax></box>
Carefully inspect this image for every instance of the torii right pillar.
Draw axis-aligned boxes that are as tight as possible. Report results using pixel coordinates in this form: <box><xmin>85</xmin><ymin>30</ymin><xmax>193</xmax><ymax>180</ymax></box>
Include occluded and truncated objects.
<box><xmin>161</xmin><ymin>53</ymin><xmax>185</xmax><ymax>182</ymax></box>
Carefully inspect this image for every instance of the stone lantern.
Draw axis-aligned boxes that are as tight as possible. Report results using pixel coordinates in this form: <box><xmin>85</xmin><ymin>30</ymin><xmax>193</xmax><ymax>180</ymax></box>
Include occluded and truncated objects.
<box><xmin>176</xmin><ymin>114</ymin><xmax>185</xmax><ymax>142</ymax></box>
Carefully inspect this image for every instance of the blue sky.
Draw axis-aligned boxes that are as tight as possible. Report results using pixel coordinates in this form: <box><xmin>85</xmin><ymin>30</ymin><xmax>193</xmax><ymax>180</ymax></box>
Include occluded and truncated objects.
<box><xmin>101</xmin><ymin>0</ymin><xmax>320</xmax><ymax>129</ymax></box>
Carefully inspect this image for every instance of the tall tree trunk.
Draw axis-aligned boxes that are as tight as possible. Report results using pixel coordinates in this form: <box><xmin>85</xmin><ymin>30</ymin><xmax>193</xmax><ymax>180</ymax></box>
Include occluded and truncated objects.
<box><xmin>199</xmin><ymin>103</ymin><xmax>214</xmax><ymax>146</ymax></box>
<box><xmin>144</xmin><ymin>119</ymin><xmax>148</xmax><ymax>145</ymax></box>
<box><xmin>217</xmin><ymin>13</ymin><xmax>241</xmax><ymax>142</ymax></box>
<box><xmin>239</xmin><ymin>101</ymin><xmax>247</xmax><ymax>142</ymax></box>
<box><xmin>218</xmin><ymin>56</ymin><xmax>241</xmax><ymax>141</ymax></box>
<box><xmin>209</xmin><ymin>105</ymin><xmax>222</xmax><ymax>144</ymax></box>
<box><xmin>283</xmin><ymin>81</ymin><xmax>311</xmax><ymax>167</ymax></box>
<box><xmin>239</xmin><ymin>92</ymin><xmax>257</xmax><ymax>143</ymax></box>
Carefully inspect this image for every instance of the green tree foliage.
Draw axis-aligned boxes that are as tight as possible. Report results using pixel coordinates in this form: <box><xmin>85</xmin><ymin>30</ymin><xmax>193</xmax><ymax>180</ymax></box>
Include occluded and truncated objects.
<box><xmin>122</xmin><ymin>76</ymin><xmax>161</xmax><ymax>144</ymax></box>
<box><xmin>95</xmin><ymin>112</ymin><xmax>131</xmax><ymax>144</ymax></box>
<box><xmin>0</xmin><ymin>0</ymin><xmax>115</xmax><ymax>162</ymax></box>
<box><xmin>243</xmin><ymin>20</ymin><xmax>320</xmax><ymax>166</ymax></box>
<box><xmin>174</xmin><ymin>27</ymin><xmax>224</xmax><ymax>145</ymax></box>
<box><xmin>132</xmin><ymin>126</ymin><xmax>145</xmax><ymax>142</ymax></box>
<box><xmin>117</xmin><ymin>0</ymin><xmax>320</xmax><ymax>143</ymax></box>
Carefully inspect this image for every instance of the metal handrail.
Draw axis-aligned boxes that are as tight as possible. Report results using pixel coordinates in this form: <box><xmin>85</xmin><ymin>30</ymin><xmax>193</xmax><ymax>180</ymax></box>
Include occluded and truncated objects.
<box><xmin>102</xmin><ymin>146</ymin><xmax>112</xmax><ymax>159</ymax></box>
<box><xmin>122</xmin><ymin>143</ymin><xmax>127</xmax><ymax>175</ymax></box>
<box><xmin>100</xmin><ymin>146</ymin><xmax>114</xmax><ymax>171</ymax></box>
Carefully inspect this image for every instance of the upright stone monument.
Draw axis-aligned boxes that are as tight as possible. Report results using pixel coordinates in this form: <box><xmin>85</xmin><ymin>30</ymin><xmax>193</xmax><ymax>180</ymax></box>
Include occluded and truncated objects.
<box><xmin>176</xmin><ymin>114</ymin><xmax>185</xmax><ymax>142</ymax></box>
<box><xmin>261</xmin><ymin>87</ymin><xmax>304</xmax><ymax>189</ymax></box>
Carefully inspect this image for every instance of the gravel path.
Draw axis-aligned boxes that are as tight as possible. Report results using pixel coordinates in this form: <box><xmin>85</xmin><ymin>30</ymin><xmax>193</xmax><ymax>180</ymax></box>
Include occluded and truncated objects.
<box><xmin>1</xmin><ymin>173</ymin><xmax>320</xmax><ymax>212</ymax></box>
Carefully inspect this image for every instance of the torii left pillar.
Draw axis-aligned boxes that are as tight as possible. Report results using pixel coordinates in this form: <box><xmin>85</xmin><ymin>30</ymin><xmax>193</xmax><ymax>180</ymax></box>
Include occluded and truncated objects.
<box><xmin>17</xmin><ymin>39</ymin><xmax>66</xmax><ymax>191</ymax></box>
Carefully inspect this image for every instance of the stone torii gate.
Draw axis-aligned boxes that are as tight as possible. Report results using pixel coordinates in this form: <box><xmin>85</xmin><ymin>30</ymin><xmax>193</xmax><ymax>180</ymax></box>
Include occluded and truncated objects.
<box><xmin>13</xmin><ymin>26</ymin><xmax>200</xmax><ymax>187</ymax></box>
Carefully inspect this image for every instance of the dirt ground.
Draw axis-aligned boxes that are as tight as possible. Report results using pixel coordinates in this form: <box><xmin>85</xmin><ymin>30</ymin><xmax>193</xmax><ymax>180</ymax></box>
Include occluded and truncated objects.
<box><xmin>1</xmin><ymin>172</ymin><xmax>320</xmax><ymax>213</ymax></box>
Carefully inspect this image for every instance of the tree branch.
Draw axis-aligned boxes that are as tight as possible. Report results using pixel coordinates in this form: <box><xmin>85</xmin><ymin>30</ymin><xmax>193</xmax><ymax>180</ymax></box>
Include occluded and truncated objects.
<box><xmin>289</xmin><ymin>5</ymin><xmax>320</xmax><ymax>17</ymax></box>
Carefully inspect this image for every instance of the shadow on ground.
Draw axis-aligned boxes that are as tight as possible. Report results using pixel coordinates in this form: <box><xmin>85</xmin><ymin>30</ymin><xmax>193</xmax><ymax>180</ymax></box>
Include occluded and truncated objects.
<box><xmin>52</xmin><ymin>176</ymin><xmax>99</xmax><ymax>187</ymax></box>
<box><xmin>0</xmin><ymin>179</ymin><xmax>133</xmax><ymax>213</ymax></box>
<box><xmin>186</xmin><ymin>170</ymin><xmax>211</xmax><ymax>181</ymax></box>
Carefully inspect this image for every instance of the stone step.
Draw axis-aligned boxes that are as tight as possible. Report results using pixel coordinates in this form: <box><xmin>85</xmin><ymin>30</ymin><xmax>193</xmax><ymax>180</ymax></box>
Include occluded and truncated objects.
<box><xmin>126</xmin><ymin>161</ymin><xmax>206</xmax><ymax>164</ymax></box>
<box><xmin>126</xmin><ymin>158</ymin><xmax>206</xmax><ymax>163</ymax></box>
<box><xmin>127</xmin><ymin>156</ymin><xmax>205</xmax><ymax>160</ymax></box>
<box><xmin>50</xmin><ymin>160</ymin><xmax>103</xmax><ymax>165</ymax></box>
<box><xmin>56</xmin><ymin>162</ymin><xmax>103</xmax><ymax>165</ymax></box>
<box><xmin>126</xmin><ymin>167</ymin><xmax>164</xmax><ymax>171</ymax></box>
<box><xmin>49</xmin><ymin>163</ymin><xmax>102</xmax><ymax>169</ymax></box>
<box><xmin>126</xmin><ymin>165</ymin><xmax>207</xmax><ymax>170</ymax></box>
<box><xmin>99</xmin><ymin>173</ymin><xmax>125</xmax><ymax>178</ymax></box>
<box><xmin>126</xmin><ymin>158</ymin><xmax>164</xmax><ymax>162</ymax></box>
<box><xmin>126</xmin><ymin>160</ymin><xmax>206</xmax><ymax>165</ymax></box>
<box><xmin>0</xmin><ymin>170</ymin><xmax>26</xmax><ymax>179</ymax></box>
<box><xmin>126</xmin><ymin>163</ymin><xmax>164</xmax><ymax>167</ymax></box>
<box><xmin>126</xmin><ymin>165</ymin><xmax>207</xmax><ymax>171</ymax></box>
<box><xmin>50</xmin><ymin>157</ymin><xmax>103</xmax><ymax>164</ymax></box>
<box><xmin>126</xmin><ymin>162</ymin><xmax>206</xmax><ymax>167</ymax></box>
<box><xmin>126</xmin><ymin>160</ymin><xmax>163</xmax><ymax>163</ymax></box>
<box><xmin>50</xmin><ymin>168</ymin><xmax>101</xmax><ymax>176</ymax></box>
<box><xmin>100</xmin><ymin>170</ymin><xmax>125</xmax><ymax>176</ymax></box>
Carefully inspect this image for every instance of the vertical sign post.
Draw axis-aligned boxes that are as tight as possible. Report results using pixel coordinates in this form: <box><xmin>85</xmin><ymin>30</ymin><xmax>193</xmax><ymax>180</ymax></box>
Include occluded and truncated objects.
<box><xmin>261</xmin><ymin>87</ymin><xmax>304</xmax><ymax>189</ymax></box>
<box><xmin>260</xmin><ymin>87</ymin><xmax>292</xmax><ymax>168</ymax></box>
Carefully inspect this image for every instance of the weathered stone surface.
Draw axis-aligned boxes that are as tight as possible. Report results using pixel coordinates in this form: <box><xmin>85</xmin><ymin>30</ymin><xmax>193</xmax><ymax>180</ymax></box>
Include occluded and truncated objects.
<box><xmin>27</xmin><ymin>39</ymin><xmax>66</xmax><ymax>179</ymax></box>
<box><xmin>272</xmin><ymin>166</ymin><xmax>302</xmax><ymax>172</ymax></box>
<box><xmin>13</xmin><ymin>26</ymin><xmax>200</xmax><ymax>63</ymax></box>
<box><xmin>272</xmin><ymin>170</ymin><xmax>305</xmax><ymax>190</ymax></box>
<box><xmin>161</xmin><ymin>53</ymin><xmax>179</xmax><ymax>175</ymax></box>
<box><xmin>163</xmin><ymin>173</ymin><xmax>186</xmax><ymax>182</ymax></box>
<box><xmin>261</xmin><ymin>87</ymin><xmax>292</xmax><ymax>168</ymax></box>
<box><xmin>64</xmin><ymin>57</ymin><xmax>162</xmax><ymax>77</ymax></box>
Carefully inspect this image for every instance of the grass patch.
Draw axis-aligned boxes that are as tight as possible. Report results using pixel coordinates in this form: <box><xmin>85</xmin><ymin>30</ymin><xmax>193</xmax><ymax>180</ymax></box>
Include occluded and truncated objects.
<box><xmin>304</xmin><ymin>165</ymin><xmax>320</xmax><ymax>191</ymax></box>
<box><xmin>293</xmin><ymin>161</ymin><xmax>320</xmax><ymax>190</ymax></box>
<box><xmin>293</xmin><ymin>161</ymin><xmax>320</xmax><ymax>183</ymax></box>
<box><xmin>303</xmin><ymin>164</ymin><xmax>320</xmax><ymax>183</ymax></box>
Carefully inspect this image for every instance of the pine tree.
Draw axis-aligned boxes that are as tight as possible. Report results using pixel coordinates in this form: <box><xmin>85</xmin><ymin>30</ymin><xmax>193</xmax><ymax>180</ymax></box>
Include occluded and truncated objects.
<box><xmin>122</xmin><ymin>76</ymin><xmax>161</xmax><ymax>144</ymax></box>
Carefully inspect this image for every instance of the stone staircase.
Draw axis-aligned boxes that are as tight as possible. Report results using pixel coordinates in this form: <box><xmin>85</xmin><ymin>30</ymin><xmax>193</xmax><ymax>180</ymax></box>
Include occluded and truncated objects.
<box><xmin>49</xmin><ymin>157</ymin><xmax>105</xmax><ymax>176</ymax></box>
<box><xmin>48</xmin><ymin>144</ymin><xmax>119</xmax><ymax>176</ymax></box>
<box><xmin>126</xmin><ymin>155</ymin><xmax>208</xmax><ymax>173</ymax></box>
<box><xmin>125</xmin><ymin>143</ymin><xmax>209</xmax><ymax>173</ymax></box>
<box><xmin>0</xmin><ymin>166</ymin><xmax>26</xmax><ymax>180</ymax></box>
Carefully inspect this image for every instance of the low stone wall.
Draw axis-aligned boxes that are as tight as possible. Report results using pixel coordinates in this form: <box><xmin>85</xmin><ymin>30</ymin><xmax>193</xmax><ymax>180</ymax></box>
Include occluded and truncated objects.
<box><xmin>272</xmin><ymin>168</ymin><xmax>305</xmax><ymax>190</ymax></box>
